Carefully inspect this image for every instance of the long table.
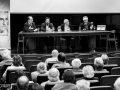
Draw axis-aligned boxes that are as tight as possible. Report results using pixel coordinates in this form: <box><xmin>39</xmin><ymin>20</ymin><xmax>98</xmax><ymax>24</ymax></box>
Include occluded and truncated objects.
<box><xmin>20</xmin><ymin>31</ymin><xmax>112</xmax><ymax>53</ymax></box>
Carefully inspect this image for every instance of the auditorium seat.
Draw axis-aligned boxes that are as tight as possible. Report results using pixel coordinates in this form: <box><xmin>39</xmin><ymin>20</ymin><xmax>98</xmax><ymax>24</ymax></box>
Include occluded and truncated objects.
<box><xmin>100</xmin><ymin>75</ymin><xmax>120</xmax><ymax>87</ymax></box>
<box><xmin>111</xmin><ymin>67</ymin><xmax>120</xmax><ymax>75</ymax></box>
<box><xmin>90</xmin><ymin>86</ymin><xmax>112</xmax><ymax>90</ymax></box>
<box><xmin>26</xmin><ymin>71</ymin><xmax>32</xmax><ymax>81</ymax></box>
<box><xmin>47</xmin><ymin>61</ymin><xmax>58</xmax><ymax>70</ymax></box>
<box><xmin>103</xmin><ymin>64</ymin><xmax>118</xmax><ymax>72</ymax></box>
<box><xmin>37</xmin><ymin>74</ymin><xmax>48</xmax><ymax>84</ymax></box>
<box><xmin>57</xmin><ymin>66</ymin><xmax>72</xmax><ymax>79</ymax></box>
<box><xmin>25</xmin><ymin>60</ymin><xmax>41</xmax><ymax>71</ymax></box>
<box><xmin>9</xmin><ymin>72</ymin><xmax>16</xmax><ymax>83</ymax></box>
<box><xmin>87</xmin><ymin>58</ymin><xmax>94</xmax><ymax>63</ymax></box>
<box><xmin>113</xmin><ymin>53</ymin><xmax>120</xmax><ymax>57</ymax></box>
<box><xmin>40</xmin><ymin>55</ymin><xmax>52</xmax><ymax>62</ymax></box>
<box><xmin>94</xmin><ymin>71</ymin><xmax>110</xmax><ymax>79</ymax></box>
<box><xmin>65</xmin><ymin>54</ymin><xmax>75</xmax><ymax>60</ymax></box>
<box><xmin>30</xmin><ymin>65</ymin><xmax>37</xmax><ymax>72</ymax></box>
<box><xmin>108</xmin><ymin>57</ymin><xmax>120</xmax><ymax>66</ymax></box>
<box><xmin>76</xmin><ymin>54</ymin><xmax>93</xmax><ymax>62</ymax></box>
<box><xmin>22</xmin><ymin>56</ymin><xmax>38</xmax><ymax>65</ymax></box>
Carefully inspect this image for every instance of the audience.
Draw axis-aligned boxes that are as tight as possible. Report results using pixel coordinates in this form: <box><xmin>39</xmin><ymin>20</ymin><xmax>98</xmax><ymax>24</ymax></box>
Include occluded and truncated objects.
<box><xmin>94</xmin><ymin>57</ymin><xmax>107</xmax><ymax>71</ymax></box>
<box><xmin>52</xmin><ymin>52</ymin><xmax>70</xmax><ymax>67</ymax></box>
<box><xmin>31</xmin><ymin>62</ymin><xmax>48</xmax><ymax>82</ymax></box>
<box><xmin>2</xmin><ymin>55</ymin><xmax>26</xmax><ymax>80</ymax></box>
<box><xmin>52</xmin><ymin>70</ymin><xmax>77</xmax><ymax>90</ymax></box>
<box><xmin>45</xmin><ymin>49</ymin><xmax>59</xmax><ymax>65</ymax></box>
<box><xmin>41</xmin><ymin>68</ymin><xmax>62</xmax><ymax>88</ymax></box>
<box><xmin>101</xmin><ymin>54</ymin><xmax>109</xmax><ymax>64</ymax></box>
<box><xmin>114</xmin><ymin>77</ymin><xmax>120</xmax><ymax>90</ymax></box>
<box><xmin>82</xmin><ymin>65</ymin><xmax>98</xmax><ymax>80</ymax></box>
<box><xmin>0</xmin><ymin>49</ymin><xmax>13</xmax><ymax>66</ymax></box>
<box><xmin>76</xmin><ymin>79</ymin><xmax>90</xmax><ymax>90</ymax></box>
<box><xmin>70</xmin><ymin>58</ymin><xmax>82</xmax><ymax>72</ymax></box>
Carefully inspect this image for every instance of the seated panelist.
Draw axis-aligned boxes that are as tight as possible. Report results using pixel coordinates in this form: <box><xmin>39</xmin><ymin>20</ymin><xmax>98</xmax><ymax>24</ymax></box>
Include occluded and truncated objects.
<box><xmin>41</xmin><ymin>17</ymin><xmax>54</xmax><ymax>49</ymax></box>
<box><xmin>41</xmin><ymin>17</ymin><xmax>54</xmax><ymax>32</ymax></box>
<box><xmin>79</xmin><ymin>16</ymin><xmax>96</xmax><ymax>52</ymax></box>
<box><xmin>23</xmin><ymin>16</ymin><xmax>38</xmax><ymax>53</ymax></box>
<box><xmin>60</xmin><ymin>19</ymin><xmax>73</xmax><ymax>51</ymax></box>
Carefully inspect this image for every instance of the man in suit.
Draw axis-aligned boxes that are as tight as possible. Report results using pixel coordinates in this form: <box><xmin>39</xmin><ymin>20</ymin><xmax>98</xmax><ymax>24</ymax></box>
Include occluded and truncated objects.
<box><xmin>79</xmin><ymin>16</ymin><xmax>96</xmax><ymax>52</ymax></box>
<box><xmin>23</xmin><ymin>16</ymin><xmax>38</xmax><ymax>53</ymax></box>
<box><xmin>60</xmin><ymin>19</ymin><xmax>73</xmax><ymax>52</ymax></box>
<box><xmin>41</xmin><ymin>17</ymin><xmax>55</xmax><ymax>51</ymax></box>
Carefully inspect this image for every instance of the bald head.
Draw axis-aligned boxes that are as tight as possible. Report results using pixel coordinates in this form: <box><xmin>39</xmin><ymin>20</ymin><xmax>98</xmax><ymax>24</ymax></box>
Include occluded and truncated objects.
<box><xmin>17</xmin><ymin>76</ymin><xmax>29</xmax><ymax>90</ymax></box>
<box><xmin>51</xmin><ymin>49</ymin><xmax>59</xmax><ymax>57</ymax></box>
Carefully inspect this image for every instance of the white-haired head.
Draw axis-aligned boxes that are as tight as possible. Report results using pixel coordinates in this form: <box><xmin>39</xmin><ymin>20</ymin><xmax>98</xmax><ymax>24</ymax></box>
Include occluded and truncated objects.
<box><xmin>48</xmin><ymin>68</ymin><xmax>60</xmax><ymax>82</ymax></box>
<box><xmin>101</xmin><ymin>54</ymin><xmax>109</xmax><ymax>64</ymax></box>
<box><xmin>51</xmin><ymin>49</ymin><xmax>59</xmax><ymax>58</ymax></box>
<box><xmin>64</xmin><ymin>19</ymin><xmax>69</xmax><ymax>25</ymax></box>
<box><xmin>114</xmin><ymin>77</ymin><xmax>120</xmax><ymax>90</ymax></box>
<box><xmin>1</xmin><ymin>49</ymin><xmax>11</xmax><ymax>60</ymax></box>
<box><xmin>82</xmin><ymin>65</ymin><xmax>94</xmax><ymax>78</ymax></box>
<box><xmin>37</xmin><ymin>62</ymin><xmax>47</xmax><ymax>74</ymax></box>
<box><xmin>71</xmin><ymin>58</ymin><xmax>81</xmax><ymax>69</ymax></box>
<box><xmin>76</xmin><ymin>79</ymin><xmax>90</xmax><ymax>90</ymax></box>
<box><xmin>94</xmin><ymin>57</ymin><xmax>104</xmax><ymax>71</ymax></box>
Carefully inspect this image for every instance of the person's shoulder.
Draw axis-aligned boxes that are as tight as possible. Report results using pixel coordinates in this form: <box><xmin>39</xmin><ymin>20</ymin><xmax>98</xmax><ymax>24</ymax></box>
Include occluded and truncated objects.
<box><xmin>41</xmin><ymin>22</ymin><xmax>45</xmax><ymax>25</ymax></box>
<box><xmin>66</xmin><ymin>63</ymin><xmax>70</xmax><ymax>66</ymax></box>
<box><xmin>31</xmin><ymin>71</ymin><xmax>39</xmax><ymax>75</ymax></box>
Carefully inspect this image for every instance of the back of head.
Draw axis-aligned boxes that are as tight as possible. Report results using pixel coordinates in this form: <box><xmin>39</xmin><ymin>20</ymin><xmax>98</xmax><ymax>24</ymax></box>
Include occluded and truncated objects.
<box><xmin>48</xmin><ymin>68</ymin><xmax>60</xmax><ymax>82</ymax></box>
<box><xmin>94</xmin><ymin>57</ymin><xmax>104</xmax><ymax>71</ymax></box>
<box><xmin>58</xmin><ymin>52</ymin><xmax>66</xmax><ymax>62</ymax></box>
<box><xmin>82</xmin><ymin>65</ymin><xmax>94</xmax><ymax>78</ymax></box>
<box><xmin>17</xmin><ymin>76</ymin><xmax>29</xmax><ymax>90</ymax></box>
<box><xmin>51</xmin><ymin>49</ymin><xmax>59</xmax><ymax>58</ymax></box>
<box><xmin>114</xmin><ymin>77</ymin><xmax>120</xmax><ymax>90</ymax></box>
<box><xmin>37</xmin><ymin>62</ymin><xmax>47</xmax><ymax>74</ymax></box>
<box><xmin>63</xmin><ymin>70</ymin><xmax>75</xmax><ymax>83</ymax></box>
<box><xmin>71</xmin><ymin>58</ymin><xmax>81</xmax><ymax>69</ymax></box>
<box><xmin>13</xmin><ymin>55</ymin><xmax>22</xmax><ymax>66</ymax></box>
<box><xmin>76</xmin><ymin>79</ymin><xmax>90</xmax><ymax>90</ymax></box>
<box><xmin>101</xmin><ymin>54</ymin><xmax>109</xmax><ymax>64</ymax></box>
<box><xmin>1</xmin><ymin>49</ymin><xmax>11</xmax><ymax>60</ymax></box>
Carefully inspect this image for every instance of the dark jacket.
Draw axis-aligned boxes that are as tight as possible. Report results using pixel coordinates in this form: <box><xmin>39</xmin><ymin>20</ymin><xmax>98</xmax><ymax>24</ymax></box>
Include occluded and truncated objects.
<box><xmin>79</xmin><ymin>22</ymin><xmax>92</xmax><ymax>30</ymax></box>
<box><xmin>23</xmin><ymin>22</ymin><xmax>36</xmax><ymax>32</ymax></box>
<box><xmin>41</xmin><ymin>22</ymin><xmax>54</xmax><ymax>31</ymax></box>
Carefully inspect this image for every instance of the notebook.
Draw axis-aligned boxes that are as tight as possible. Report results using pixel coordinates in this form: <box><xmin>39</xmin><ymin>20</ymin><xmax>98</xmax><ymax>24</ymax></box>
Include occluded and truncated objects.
<box><xmin>97</xmin><ymin>25</ymin><xmax>106</xmax><ymax>30</ymax></box>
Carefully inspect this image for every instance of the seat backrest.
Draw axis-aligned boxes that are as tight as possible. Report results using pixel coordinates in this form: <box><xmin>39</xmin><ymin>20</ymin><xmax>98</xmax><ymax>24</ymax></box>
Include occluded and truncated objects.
<box><xmin>94</xmin><ymin>71</ymin><xmax>110</xmax><ymax>79</ymax></box>
<box><xmin>30</xmin><ymin>65</ymin><xmax>37</xmax><ymax>72</ymax></box>
<box><xmin>90</xmin><ymin>86</ymin><xmax>112</xmax><ymax>90</ymax></box>
<box><xmin>25</xmin><ymin>60</ymin><xmax>41</xmax><ymax>71</ymax></box>
<box><xmin>47</xmin><ymin>61</ymin><xmax>58</xmax><ymax>70</ymax></box>
<box><xmin>108</xmin><ymin>57</ymin><xmax>120</xmax><ymax>66</ymax></box>
<box><xmin>57</xmin><ymin>66</ymin><xmax>72</xmax><ymax>79</ymax></box>
<box><xmin>44</xmin><ymin>83</ymin><xmax>56</xmax><ymax>90</ymax></box>
<box><xmin>18</xmin><ymin>31</ymin><xmax>23</xmax><ymax>41</ymax></box>
<box><xmin>103</xmin><ymin>64</ymin><xmax>118</xmax><ymax>72</ymax></box>
<box><xmin>37</xmin><ymin>75</ymin><xmax>48</xmax><ymax>84</ymax></box>
<box><xmin>76</xmin><ymin>54</ymin><xmax>93</xmax><ymax>62</ymax></box>
<box><xmin>9</xmin><ymin>72</ymin><xmax>16</xmax><ymax>84</ymax></box>
<box><xmin>65</xmin><ymin>54</ymin><xmax>75</xmax><ymax>61</ymax></box>
<box><xmin>26</xmin><ymin>71</ymin><xmax>32</xmax><ymax>81</ymax></box>
<box><xmin>22</xmin><ymin>56</ymin><xmax>38</xmax><ymax>65</ymax></box>
<box><xmin>41</xmin><ymin>55</ymin><xmax>52</xmax><ymax>62</ymax></box>
<box><xmin>87</xmin><ymin>58</ymin><xmax>94</xmax><ymax>63</ymax></box>
<box><xmin>111</xmin><ymin>67</ymin><xmax>120</xmax><ymax>75</ymax></box>
<box><xmin>100</xmin><ymin>75</ymin><xmax>120</xmax><ymax>87</ymax></box>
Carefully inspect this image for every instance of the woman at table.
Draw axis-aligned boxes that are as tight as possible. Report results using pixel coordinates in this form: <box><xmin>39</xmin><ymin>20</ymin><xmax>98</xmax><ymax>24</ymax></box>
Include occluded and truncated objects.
<box><xmin>23</xmin><ymin>16</ymin><xmax>38</xmax><ymax>53</ymax></box>
<box><xmin>60</xmin><ymin>19</ymin><xmax>73</xmax><ymax>52</ymax></box>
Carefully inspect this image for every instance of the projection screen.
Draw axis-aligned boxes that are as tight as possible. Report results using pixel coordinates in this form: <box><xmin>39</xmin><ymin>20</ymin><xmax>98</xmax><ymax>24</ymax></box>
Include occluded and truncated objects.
<box><xmin>10</xmin><ymin>0</ymin><xmax>120</xmax><ymax>13</ymax></box>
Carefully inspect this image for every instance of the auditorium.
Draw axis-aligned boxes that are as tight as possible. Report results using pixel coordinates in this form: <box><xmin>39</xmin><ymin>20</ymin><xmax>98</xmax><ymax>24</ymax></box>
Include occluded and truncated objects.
<box><xmin>1</xmin><ymin>0</ymin><xmax>120</xmax><ymax>90</ymax></box>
